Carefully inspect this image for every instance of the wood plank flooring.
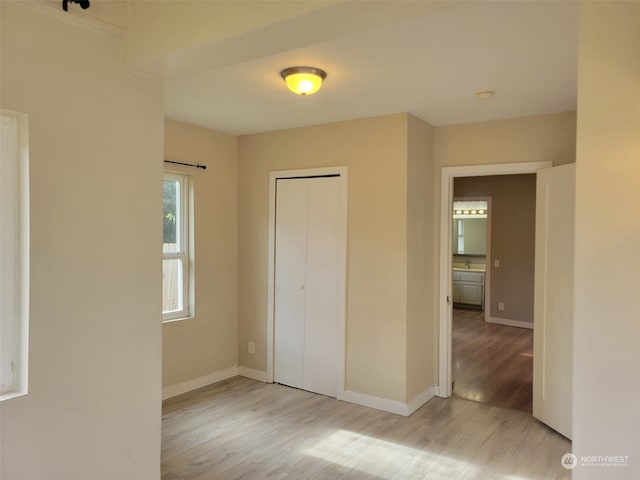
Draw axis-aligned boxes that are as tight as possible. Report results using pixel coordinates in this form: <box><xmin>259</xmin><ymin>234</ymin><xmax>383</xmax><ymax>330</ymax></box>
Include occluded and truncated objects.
<box><xmin>162</xmin><ymin>377</ymin><xmax>570</xmax><ymax>480</ymax></box>
<box><xmin>453</xmin><ymin>308</ymin><xmax>533</xmax><ymax>413</ymax></box>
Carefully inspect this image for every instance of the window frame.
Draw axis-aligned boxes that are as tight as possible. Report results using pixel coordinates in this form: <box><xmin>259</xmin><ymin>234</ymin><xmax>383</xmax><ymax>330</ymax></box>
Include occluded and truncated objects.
<box><xmin>0</xmin><ymin>110</ymin><xmax>30</xmax><ymax>401</ymax></box>
<box><xmin>162</xmin><ymin>171</ymin><xmax>193</xmax><ymax>322</ymax></box>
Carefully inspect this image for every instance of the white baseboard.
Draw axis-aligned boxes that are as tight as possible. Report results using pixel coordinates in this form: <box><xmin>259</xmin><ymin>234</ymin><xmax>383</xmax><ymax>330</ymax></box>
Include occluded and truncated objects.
<box><xmin>488</xmin><ymin>316</ymin><xmax>533</xmax><ymax>329</ymax></box>
<box><xmin>238</xmin><ymin>366</ymin><xmax>268</xmax><ymax>382</ymax></box>
<box><xmin>406</xmin><ymin>385</ymin><xmax>436</xmax><ymax>416</ymax></box>
<box><xmin>339</xmin><ymin>385</ymin><xmax>435</xmax><ymax>417</ymax></box>
<box><xmin>162</xmin><ymin>366</ymin><xmax>238</xmax><ymax>400</ymax></box>
<box><xmin>340</xmin><ymin>390</ymin><xmax>408</xmax><ymax>416</ymax></box>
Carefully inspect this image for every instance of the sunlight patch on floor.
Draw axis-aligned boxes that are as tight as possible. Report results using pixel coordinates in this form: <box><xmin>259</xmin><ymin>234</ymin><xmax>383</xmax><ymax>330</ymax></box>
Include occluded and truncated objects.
<box><xmin>303</xmin><ymin>429</ymin><xmax>537</xmax><ymax>480</ymax></box>
<box><xmin>303</xmin><ymin>429</ymin><xmax>476</xmax><ymax>479</ymax></box>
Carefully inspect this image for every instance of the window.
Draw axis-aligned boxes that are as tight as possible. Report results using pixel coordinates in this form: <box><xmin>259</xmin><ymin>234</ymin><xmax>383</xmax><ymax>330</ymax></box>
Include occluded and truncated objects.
<box><xmin>162</xmin><ymin>172</ymin><xmax>192</xmax><ymax>321</ymax></box>
<box><xmin>1</xmin><ymin>110</ymin><xmax>29</xmax><ymax>401</ymax></box>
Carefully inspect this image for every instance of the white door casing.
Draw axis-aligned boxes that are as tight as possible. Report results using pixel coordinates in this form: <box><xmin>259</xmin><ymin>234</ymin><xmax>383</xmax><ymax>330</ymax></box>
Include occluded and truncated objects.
<box><xmin>533</xmin><ymin>163</ymin><xmax>575</xmax><ymax>439</ymax></box>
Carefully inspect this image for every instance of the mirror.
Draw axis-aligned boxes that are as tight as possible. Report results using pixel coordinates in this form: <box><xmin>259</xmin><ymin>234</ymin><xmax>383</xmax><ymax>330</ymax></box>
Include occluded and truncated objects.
<box><xmin>452</xmin><ymin>200</ymin><xmax>488</xmax><ymax>255</ymax></box>
<box><xmin>453</xmin><ymin>218</ymin><xmax>487</xmax><ymax>254</ymax></box>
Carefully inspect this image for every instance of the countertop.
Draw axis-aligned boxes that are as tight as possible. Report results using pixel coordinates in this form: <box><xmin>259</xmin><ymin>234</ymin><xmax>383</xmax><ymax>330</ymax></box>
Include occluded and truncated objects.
<box><xmin>453</xmin><ymin>266</ymin><xmax>486</xmax><ymax>273</ymax></box>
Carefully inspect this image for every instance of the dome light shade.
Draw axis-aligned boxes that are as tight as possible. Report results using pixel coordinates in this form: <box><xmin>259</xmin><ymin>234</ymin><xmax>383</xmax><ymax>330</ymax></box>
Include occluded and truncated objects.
<box><xmin>281</xmin><ymin>66</ymin><xmax>327</xmax><ymax>95</ymax></box>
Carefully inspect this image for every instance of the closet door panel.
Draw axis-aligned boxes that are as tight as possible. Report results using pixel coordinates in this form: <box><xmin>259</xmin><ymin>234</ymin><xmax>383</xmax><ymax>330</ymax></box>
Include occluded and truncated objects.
<box><xmin>303</xmin><ymin>177</ymin><xmax>340</xmax><ymax>397</ymax></box>
<box><xmin>273</xmin><ymin>179</ymin><xmax>308</xmax><ymax>389</ymax></box>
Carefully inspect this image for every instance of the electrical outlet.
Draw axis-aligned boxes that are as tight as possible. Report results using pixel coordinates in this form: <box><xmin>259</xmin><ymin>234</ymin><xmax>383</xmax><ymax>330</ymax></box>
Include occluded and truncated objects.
<box><xmin>498</xmin><ymin>302</ymin><xmax>505</xmax><ymax>311</ymax></box>
<box><xmin>494</xmin><ymin>259</ymin><xmax>500</xmax><ymax>268</ymax></box>
<box><xmin>248</xmin><ymin>341</ymin><xmax>255</xmax><ymax>355</ymax></box>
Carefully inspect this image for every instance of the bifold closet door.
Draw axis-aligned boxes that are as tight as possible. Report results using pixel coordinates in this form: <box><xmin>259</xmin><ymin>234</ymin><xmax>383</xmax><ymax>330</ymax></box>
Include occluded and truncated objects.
<box><xmin>273</xmin><ymin>179</ymin><xmax>308</xmax><ymax>390</ymax></box>
<box><xmin>274</xmin><ymin>176</ymin><xmax>340</xmax><ymax>397</ymax></box>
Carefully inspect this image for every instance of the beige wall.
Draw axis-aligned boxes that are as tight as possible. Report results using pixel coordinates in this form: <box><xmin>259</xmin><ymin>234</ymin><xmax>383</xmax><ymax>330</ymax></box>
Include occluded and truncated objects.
<box><xmin>406</xmin><ymin>115</ymin><xmax>436</xmax><ymax>401</ymax></box>
<box><xmin>238</xmin><ymin>114</ymin><xmax>410</xmax><ymax>402</ymax></box>
<box><xmin>238</xmin><ymin>111</ymin><xmax>576</xmax><ymax>402</ymax></box>
<box><xmin>455</xmin><ymin>175</ymin><xmax>536</xmax><ymax>324</ymax></box>
<box><xmin>573</xmin><ymin>2</ymin><xmax>640</xmax><ymax>478</ymax></box>
<box><xmin>163</xmin><ymin>119</ymin><xmax>238</xmax><ymax>389</ymax></box>
<box><xmin>41</xmin><ymin>0</ymin><xmax>128</xmax><ymax>29</ymax></box>
<box><xmin>0</xmin><ymin>4</ymin><xmax>163</xmax><ymax>480</ymax></box>
<box><xmin>435</xmin><ymin>112</ymin><xmax>577</xmax><ymax>170</ymax></box>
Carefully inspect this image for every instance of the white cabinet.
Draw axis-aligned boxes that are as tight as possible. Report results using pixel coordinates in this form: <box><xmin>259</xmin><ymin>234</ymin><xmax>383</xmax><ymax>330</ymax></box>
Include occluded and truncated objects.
<box><xmin>452</xmin><ymin>270</ymin><xmax>484</xmax><ymax>307</ymax></box>
<box><xmin>452</xmin><ymin>280</ymin><xmax>461</xmax><ymax>303</ymax></box>
<box><xmin>460</xmin><ymin>282</ymin><xmax>483</xmax><ymax>305</ymax></box>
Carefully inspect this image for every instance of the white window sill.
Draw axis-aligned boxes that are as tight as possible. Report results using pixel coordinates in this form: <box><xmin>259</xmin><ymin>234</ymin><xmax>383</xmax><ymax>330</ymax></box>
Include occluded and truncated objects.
<box><xmin>162</xmin><ymin>315</ymin><xmax>195</xmax><ymax>324</ymax></box>
<box><xmin>0</xmin><ymin>388</ymin><xmax>27</xmax><ymax>403</ymax></box>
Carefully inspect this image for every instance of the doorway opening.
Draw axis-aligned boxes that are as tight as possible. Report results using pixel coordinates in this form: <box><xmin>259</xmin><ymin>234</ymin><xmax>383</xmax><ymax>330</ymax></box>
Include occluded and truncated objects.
<box><xmin>452</xmin><ymin>197</ymin><xmax>491</xmax><ymax>319</ymax></box>
<box><xmin>440</xmin><ymin>161</ymin><xmax>574</xmax><ymax>439</ymax></box>
<box><xmin>451</xmin><ymin>176</ymin><xmax>535</xmax><ymax>413</ymax></box>
<box><xmin>438</xmin><ymin>162</ymin><xmax>551</xmax><ymax>403</ymax></box>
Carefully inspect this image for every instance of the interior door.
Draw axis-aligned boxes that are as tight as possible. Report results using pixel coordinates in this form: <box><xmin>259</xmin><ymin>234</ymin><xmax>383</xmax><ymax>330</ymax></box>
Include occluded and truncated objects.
<box><xmin>533</xmin><ymin>163</ymin><xmax>575</xmax><ymax>439</ymax></box>
<box><xmin>274</xmin><ymin>176</ymin><xmax>340</xmax><ymax>397</ymax></box>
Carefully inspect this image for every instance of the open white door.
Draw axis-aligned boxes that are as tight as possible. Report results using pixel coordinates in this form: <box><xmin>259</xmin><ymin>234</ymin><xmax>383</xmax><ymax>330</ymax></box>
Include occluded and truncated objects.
<box><xmin>533</xmin><ymin>163</ymin><xmax>575</xmax><ymax>439</ymax></box>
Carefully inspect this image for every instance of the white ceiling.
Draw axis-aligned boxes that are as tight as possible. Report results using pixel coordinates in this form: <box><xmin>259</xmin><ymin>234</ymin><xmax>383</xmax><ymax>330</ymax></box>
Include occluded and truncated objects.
<box><xmin>163</xmin><ymin>1</ymin><xmax>578</xmax><ymax>135</ymax></box>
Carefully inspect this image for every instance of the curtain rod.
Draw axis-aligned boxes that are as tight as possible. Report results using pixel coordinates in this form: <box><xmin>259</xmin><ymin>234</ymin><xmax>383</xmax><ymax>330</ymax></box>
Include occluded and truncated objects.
<box><xmin>164</xmin><ymin>160</ymin><xmax>207</xmax><ymax>170</ymax></box>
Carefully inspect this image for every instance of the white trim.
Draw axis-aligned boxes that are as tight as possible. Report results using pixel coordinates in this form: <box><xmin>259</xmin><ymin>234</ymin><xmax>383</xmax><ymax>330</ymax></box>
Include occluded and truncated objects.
<box><xmin>0</xmin><ymin>110</ymin><xmax>29</xmax><ymax>402</ymax></box>
<box><xmin>484</xmin><ymin>198</ymin><xmax>492</xmax><ymax>321</ymax></box>
<box><xmin>487</xmin><ymin>317</ymin><xmax>534</xmax><ymax>330</ymax></box>
<box><xmin>238</xmin><ymin>366</ymin><xmax>268</xmax><ymax>382</ymax></box>
<box><xmin>438</xmin><ymin>161</ymin><xmax>552</xmax><ymax>398</ymax></box>
<box><xmin>267</xmin><ymin>167</ymin><xmax>348</xmax><ymax>400</ymax></box>
<box><xmin>406</xmin><ymin>386</ymin><xmax>436</xmax><ymax>416</ymax></box>
<box><xmin>340</xmin><ymin>390</ymin><xmax>409</xmax><ymax>416</ymax></box>
<box><xmin>340</xmin><ymin>386</ymin><xmax>435</xmax><ymax>417</ymax></box>
<box><xmin>162</xmin><ymin>366</ymin><xmax>238</xmax><ymax>400</ymax></box>
<box><xmin>434</xmin><ymin>385</ymin><xmax>445</xmax><ymax>398</ymax></box>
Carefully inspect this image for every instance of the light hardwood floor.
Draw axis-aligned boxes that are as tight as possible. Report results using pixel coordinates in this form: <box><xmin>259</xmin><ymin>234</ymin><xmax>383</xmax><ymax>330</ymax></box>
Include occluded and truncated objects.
<box><xmin>453</xmin><ymin>308</ymin><xmax>533</xmax><ymax>413</ymax></box>
<box><xmin>162</xmin><ymin>377</ymin><xmax>570</xmax><ymax>480</ymax></box>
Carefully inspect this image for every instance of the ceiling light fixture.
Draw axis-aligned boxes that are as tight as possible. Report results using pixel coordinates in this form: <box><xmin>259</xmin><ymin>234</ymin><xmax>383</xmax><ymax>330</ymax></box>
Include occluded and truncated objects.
<box><xmin>475</xmin><ymin>90</ymin><xmax>496</xmax><ymax>100</ymax></box>
<box><xmin>281</xmin><ymin>66</ymin><xmax>327</xmax><ymax>96</ymax></box>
